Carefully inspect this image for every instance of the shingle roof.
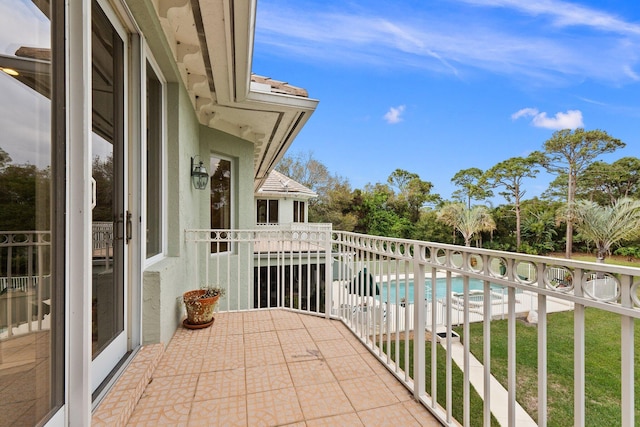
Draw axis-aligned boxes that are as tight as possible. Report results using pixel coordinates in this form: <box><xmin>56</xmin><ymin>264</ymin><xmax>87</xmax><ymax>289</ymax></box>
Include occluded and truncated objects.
<box><xmin>251</xmin><ymin>74</ymin><xmax>309</xmax><ymax>97</ymax></box>
<box><xmin>257</xmin><ymin>170</ymin><xmax>317</xmax><ymax>198</ymax></box>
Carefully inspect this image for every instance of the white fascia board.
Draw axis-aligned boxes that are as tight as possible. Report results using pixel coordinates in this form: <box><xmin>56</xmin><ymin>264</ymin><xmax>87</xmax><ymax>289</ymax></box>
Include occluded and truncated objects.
<box><xmin>246</xmin><ymin>89</ymin><xmax>319</xmax><ymax>112</ymax></box>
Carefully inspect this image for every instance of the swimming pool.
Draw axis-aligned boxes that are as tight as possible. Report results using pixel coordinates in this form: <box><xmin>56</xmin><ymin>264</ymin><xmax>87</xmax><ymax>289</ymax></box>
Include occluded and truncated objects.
<box><xmin>378</xmin><ymin>277</ymin><xmax>503</xmax><ymax>303</ymax></box>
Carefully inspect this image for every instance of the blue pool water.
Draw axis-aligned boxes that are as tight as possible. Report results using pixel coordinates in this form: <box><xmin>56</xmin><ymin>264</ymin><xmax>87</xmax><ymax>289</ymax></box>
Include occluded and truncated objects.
<box><xmin>379</xmin><ymin>277</ymin><xmax>501</xmax><ymax>303</ymax></box>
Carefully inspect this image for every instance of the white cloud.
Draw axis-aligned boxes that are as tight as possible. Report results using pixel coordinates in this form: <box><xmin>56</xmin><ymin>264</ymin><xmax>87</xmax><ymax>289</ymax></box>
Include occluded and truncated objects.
<box><xmin>511</xmin><ymin>108</ymin><xmax>584</xmax><ymax>130</ymax></box>
<box><xmin>511</xmin><ymin>108</ymin><xmax>540</xmax><ymax>120</ymax></box>
<box><xmin>457</xmin><ymin>0</ymin><xmax>640</xmax><ymax>35</ymax></box>
<box><xmin>255</xmin><ymin>1</ymin><xmax>640</xmax><ymax>85</ymax></box>
<box><xmin>383</xmin><ymin>105</ymin><xmax>406</xmax><ymax>124</ymax></box>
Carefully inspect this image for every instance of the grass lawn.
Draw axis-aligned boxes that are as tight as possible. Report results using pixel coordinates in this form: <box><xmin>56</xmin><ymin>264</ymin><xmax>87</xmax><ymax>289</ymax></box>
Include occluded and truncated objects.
<box><xmin>385</xmin><ymin>340</ymin><xmax>500</xmax><ymax>427</ymax></box>
<box><xmin>549</xmin><ymin>252</ymin><xmax>640</xmax><ymax>268</ymax></box>
<box><xmin>456</xmin><ymin>309</ymin><xmax>640</xmax><ymax>426</ymax></box>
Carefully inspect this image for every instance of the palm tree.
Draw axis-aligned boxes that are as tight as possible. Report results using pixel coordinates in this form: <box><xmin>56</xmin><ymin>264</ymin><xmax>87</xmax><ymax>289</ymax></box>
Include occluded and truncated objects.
<box><xmin>574</xmin><ymin>197</ymin><xmax>640</xmax><ymax>263</ymax></box>
<box><xmin>437</xmin><ymin>203</ymin><xmax>496</xmax><ymax>246</ymax></box>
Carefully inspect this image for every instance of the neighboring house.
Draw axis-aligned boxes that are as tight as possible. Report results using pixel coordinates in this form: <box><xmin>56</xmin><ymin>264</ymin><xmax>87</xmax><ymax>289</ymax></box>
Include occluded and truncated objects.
<box><xmin>255</xmin><ymin>170</ymin><xmax>317</xmax><ymax>225</ymax></box>
<box><xmin>0</xmin><ymin>1</ymin><xmax>317</xmax><ymax>426</ymax></box>
<box><xmin>253</xmin><ymin>170</ymin><xmax>329</xmax><ymax>310</ymax></box>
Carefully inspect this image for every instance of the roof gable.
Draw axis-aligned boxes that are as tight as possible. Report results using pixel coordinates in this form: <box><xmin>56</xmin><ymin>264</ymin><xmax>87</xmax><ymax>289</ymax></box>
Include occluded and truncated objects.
<box><xmin>257</xmin><ymin>170</ymin><xmax>317</xmax><ymax>198</ymax></box>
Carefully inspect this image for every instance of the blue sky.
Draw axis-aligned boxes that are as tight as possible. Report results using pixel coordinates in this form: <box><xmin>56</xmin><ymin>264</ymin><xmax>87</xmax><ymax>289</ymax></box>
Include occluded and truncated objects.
<box><xmin>252</xmin><ymin>0</ymin><xmax>640</xmax><ymax>202</ymax></box>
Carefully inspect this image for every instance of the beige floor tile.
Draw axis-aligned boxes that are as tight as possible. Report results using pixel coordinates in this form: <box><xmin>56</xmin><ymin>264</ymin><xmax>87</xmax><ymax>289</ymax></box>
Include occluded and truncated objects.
<box><xmin>195</xmin><ymin>368</ymin><xmax>246</xmax><ymax>401</ymax></box>
<box><xmin>306</xmin><ymin>325</ymin><xmax>345</xmax><ymax>341</ymax></box>
<box><xmin>137</xmin><ymin>374</ymin><xmax>198</xmax><ymax>408</ymax></box>
<box><xmin>153</xmin><ymin>357</ymin><xmax>204</xmax><ymax>378</ymax></box>
<box><xmin>188</xmin><ymin>396</ymin><xmax>247</xmax><ymax>427</ymax></box>
<box><xmin>296</xmin><ymin>382</ymin><xmax>354</xmax><ymax>420</ymax></box>
<box><xmin>110</xmin><ymin>309</ymin><xmax>441</xmax><ymax>427</ymax></box>
<box><xmin>244</xmin><ymin>344</ymin><xmax>286</xmax><ymax>368</ymax></box>
<box><xmin>277</xmin><ymin>328</ymin><xmax>314</xmax><ymax>345</ymax></box>
<box><xmin>244</xmin><ymin>331</ymin><xmax>279</xmax><ymax>348</ymax></box>
<box><xmin>243</xmin><ymin>310</ymin><xmax>272</xmax><ymax>322</ymax></box>
<box><xmin>326</xmin><ymin>354</ymin><xmax>375</xmax><ymax>381</ymax></box>
<box><xmin>280</xmin><ymin>343</ymin><xmax>321</xmax><ymax>363</ymax></box>
<box><xmin>244</xmin><ymin>320</ymin><xmax>275</xmax><ymax>334</ymax></box>
<box><xmin>246</xmin><ymin>363</ymin><xmax>293</xmax><ymax>393</ymax></box>
<box><xmin>201</xmin><ymin>353</ymin><xmax>245</xmax><ymax>372</ymax></box>
<box><xmin>287</xmin><ymin>359</ymin><xmax>336</xmax><ymax>387</ymax></box>
<box><xmin>359</xmin><ymin>350</ymin><xmax>398</xmax><ymax>375</ymax></box>
<box><xmin>269</xmin><ymin>310</ymin><xmax>301</xmax><ymax>322</ymax></box>
<box><xmin>402</xmin><ymin>400</ymin><xmax>442</xmax><ymax>426</ymax></box>
<box><xmin>357</xmin><ymin>403</ymin><xmax>422</xmax><ymax>427</ymax></box>
<box><xmin>316</xmin><ymin>339</ymin><xmax>359</xmax><ymax>359</ymax></box>
<box><xmin>305</xmin><ymin>412</ymin><xmax>363</xmax><ymax>427</ymax></box>
<box><xmin>127</xmin><ymin>402</ymin><xmax>191</xmax><ymax>426</ymax></box>
<box><xmin>340</xmin><ymin>376</ymin><xmax>399</xmax><ymax>411</ymax></box>
<box><xmin>299</xmin><ymin>314</ymin><xmax>331</xmax><ymax>328</ymax></box>
<box><xmin>379</xmin><ymin>374</ymin><xmax>413</xmax><ymax>402</ymax></box>
<box><xmin>246</xmin><ymin>387</ymin><xmax>303</xmax><ymax>426</ymax></box>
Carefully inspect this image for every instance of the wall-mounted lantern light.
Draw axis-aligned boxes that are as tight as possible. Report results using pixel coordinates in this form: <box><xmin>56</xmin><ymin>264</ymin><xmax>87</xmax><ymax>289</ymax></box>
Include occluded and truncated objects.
<box><xmin>191</xmin><ymin>156</ymin><xmax>209</xmax><ymax>190</ymax></box>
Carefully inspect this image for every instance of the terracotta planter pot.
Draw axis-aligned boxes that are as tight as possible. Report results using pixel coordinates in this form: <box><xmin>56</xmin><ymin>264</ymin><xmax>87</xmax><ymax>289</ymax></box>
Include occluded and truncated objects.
<box><xmin>183</xmin><ymin>289</ymin><xmax>220</xmax><ymax>326</ymax></box>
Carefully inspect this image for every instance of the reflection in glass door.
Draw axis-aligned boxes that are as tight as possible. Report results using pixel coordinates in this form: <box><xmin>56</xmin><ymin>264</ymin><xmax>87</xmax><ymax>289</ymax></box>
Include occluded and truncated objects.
<box><xmin>0</xmin><ymin>1</ymin><xmax>64</xmax><ymax>425</ymax></box>
<box><xmin>91</xmin><ymin>2</ymin><xmax>126</xmax><ymax>386</ymax></box>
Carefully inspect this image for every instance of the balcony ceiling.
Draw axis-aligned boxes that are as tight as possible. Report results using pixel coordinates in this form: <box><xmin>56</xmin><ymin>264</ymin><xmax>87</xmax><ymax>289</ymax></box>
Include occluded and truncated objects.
<box><xmin>153</xmin><ymin>0</ymin><xmax>318</xmax><ymax>189</ymax></box>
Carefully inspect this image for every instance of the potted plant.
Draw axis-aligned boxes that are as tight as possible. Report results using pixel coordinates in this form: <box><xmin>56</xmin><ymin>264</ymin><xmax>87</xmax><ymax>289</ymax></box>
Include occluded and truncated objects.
<box><xmin>182</xmin><ymin>286</ymin><xmax>225</xmax><ymax>329</ymax></box>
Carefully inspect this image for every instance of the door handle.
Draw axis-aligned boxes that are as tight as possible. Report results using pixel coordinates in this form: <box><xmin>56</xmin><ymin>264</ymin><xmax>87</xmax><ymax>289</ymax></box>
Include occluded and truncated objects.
<box><xmin>91</xmin><ymin>177</ymin><xmax>96</xmax><ymax>210</ymax></box>
<box><xmin>125</xmin><ymin>211</ymin><xmax>132</xmax><ymax>244</ymax></box>
<box><xmin>115</xmin><ymin>211</ymin><xmax>132</xmax><ymax>244</ymax></box>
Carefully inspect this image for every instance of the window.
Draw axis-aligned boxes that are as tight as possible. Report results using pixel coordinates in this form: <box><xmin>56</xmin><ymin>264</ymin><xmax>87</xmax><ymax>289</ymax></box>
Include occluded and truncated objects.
<box><xmin>0</xmin><ymin>0</ymin><xmax>64</xmax><ymax>424</ymax></box>
<box><xmin>257</xmin><ymin>199</ymin><xmax>279</xmax><ymax>224</ymax></box>
<box><xmin>146</xmin><ymin>61</ymin><xmax>163</xmax><ymax>258</ymax></box>
<box><xmin>293</xmin><ymin>201</ymin><xmax>305</xmax><ymax>223</ymax></box>
<box><xmin>210</xmin><ymin>156</ymin><xmax>231</xmax><ymax>252</ymax></box>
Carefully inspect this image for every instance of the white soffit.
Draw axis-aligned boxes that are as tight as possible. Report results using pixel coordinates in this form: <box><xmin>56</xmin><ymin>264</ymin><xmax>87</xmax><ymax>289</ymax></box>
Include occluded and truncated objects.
<box><xmin>152</xmin><ymin>0</ymin><xmax>318</xmax><ymax>189</ymax></box>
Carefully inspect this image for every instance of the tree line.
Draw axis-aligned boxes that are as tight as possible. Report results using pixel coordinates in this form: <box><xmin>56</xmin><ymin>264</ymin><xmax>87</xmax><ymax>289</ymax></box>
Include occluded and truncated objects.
<box><xmin>278</xmin><ymin>128</ymin><xmax>640</xmax><ymax>261</ymax></box>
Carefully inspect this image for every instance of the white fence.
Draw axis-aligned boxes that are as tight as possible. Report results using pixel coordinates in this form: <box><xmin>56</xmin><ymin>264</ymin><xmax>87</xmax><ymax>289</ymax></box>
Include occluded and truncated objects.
<box><xmin>0</xmin><ymin>231</ymin><xmax>51</xmax><ymax>337</ymax></box>
<box><xmin>186</xmin><ymin>228</ymin><xmax>640</xmax><ymax>427</ymax></box>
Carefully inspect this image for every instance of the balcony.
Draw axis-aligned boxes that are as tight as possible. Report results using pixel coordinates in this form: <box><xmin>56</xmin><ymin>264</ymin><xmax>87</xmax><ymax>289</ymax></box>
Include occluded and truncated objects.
<box><xmin>4</xmin><ymin>228</ymin><xmax>639</xmax><ymax>426</ymax></box>
<box><xmin>172</xmin><ymin>228</ymin><xmax>640</xmax><ymax>426</ymax></box>
<box><xmin>93</xmin><ymin>309</ymin><xmax>441</xmax><ymax>426</ymax></box>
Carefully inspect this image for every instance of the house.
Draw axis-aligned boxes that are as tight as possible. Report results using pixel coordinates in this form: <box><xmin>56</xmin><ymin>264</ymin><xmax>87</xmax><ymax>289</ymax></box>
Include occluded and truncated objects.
<box><xmin>255</xmin><ymin>170</ymin><xmax>317</xmax><ymax>225</ymax></box>
<box><xmin>0</xmin><ymin>0</ymin><xmax>317</xmax><ymax>425</ymax></box>
<box><xmin>3</xmin><ymin>1</ymin><xmax>640</xmax><ymax>426</ymax></box>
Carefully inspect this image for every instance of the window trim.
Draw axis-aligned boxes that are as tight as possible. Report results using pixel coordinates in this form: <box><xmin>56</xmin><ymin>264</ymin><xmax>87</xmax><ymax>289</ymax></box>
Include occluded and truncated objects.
<box><xmin>143</xmin><ymin>53</ymin><xmax>167</xmax><ymax>266</ymax></box>
<box><xmin>209</xmin><ymin>153</ymin><xmax>234</xmax><ymax>254</ymax></box>
<box><xmin>257</xmin><ymin>198</ymin><xmax>279</xmax><ymax>224</ymax></box>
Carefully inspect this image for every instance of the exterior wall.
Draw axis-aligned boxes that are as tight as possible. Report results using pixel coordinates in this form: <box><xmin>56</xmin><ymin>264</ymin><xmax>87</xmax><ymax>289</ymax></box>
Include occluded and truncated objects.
<box><xmin>127</xmin><ymin>0</ymin><xmax>257</xmax><ymax>345</ymax></box>
<box><xmin>141</xmin><ymin>114</ymin><xmax>257</xmax><ymax>343</ymax></box>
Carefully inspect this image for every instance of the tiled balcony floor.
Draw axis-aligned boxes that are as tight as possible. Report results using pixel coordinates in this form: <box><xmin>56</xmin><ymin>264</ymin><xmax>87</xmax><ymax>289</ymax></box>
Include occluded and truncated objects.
<box><xmin>117</xmin><ymin>310</ymin><xmax>441</xmax><ymax>426</ymax></box>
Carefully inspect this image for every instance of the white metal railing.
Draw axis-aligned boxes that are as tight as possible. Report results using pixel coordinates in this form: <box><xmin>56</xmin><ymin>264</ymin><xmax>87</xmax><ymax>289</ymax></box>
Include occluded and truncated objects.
<box><xmin>185</xmin><ymin>228</ymin><xmax>640</xmax><ymax>427</ymax></box>
<box><xmin>0</xmin><ymin>231</ymin><xmax>51</xmax><ymax>338</ymax></box>
<box><xmin>255</xmin><ymin>222</ymin><xmax>333</xmax><ymax>231</ymax></box>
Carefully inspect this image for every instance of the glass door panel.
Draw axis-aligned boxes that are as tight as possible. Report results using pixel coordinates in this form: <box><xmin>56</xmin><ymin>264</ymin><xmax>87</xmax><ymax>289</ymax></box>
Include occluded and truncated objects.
<box><xmin>0</xmin><ymin>1</ymin><xmax>63</xmax><ymax>425</ymax></box>
<box><xmin>91</xmin><ymin>1</ymin><xmax>125</xmax><ymax>374</ymax></box>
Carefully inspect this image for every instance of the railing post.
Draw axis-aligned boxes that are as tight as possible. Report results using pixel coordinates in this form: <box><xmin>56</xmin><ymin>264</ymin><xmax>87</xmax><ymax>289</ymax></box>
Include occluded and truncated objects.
<box><xmin>574</xmin><ymin>268</ymin><xmax>585</xmax><ymax>427</ymax></box>
<box><xmin>620</xmin><ymin>275</ymin><xmax>634</xmax><ymax>427</ymax></box>
<box><xmin>413</xmin><ymin>243</ymin><xmax>425</xmax><ymax>399</ymax></box>
<box><xmin>324</xmin><ymin>230</ymin><xmax>333</xmax><ymax>318</ymax></box>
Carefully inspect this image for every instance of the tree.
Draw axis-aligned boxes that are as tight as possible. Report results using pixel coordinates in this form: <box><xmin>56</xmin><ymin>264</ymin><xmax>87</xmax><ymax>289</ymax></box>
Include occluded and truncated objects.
<box><xmin>574</xmin><ymin>198</ymin><xmax>640</xmax><ymax>263</ymax></box>
<box><xmin>484</xmin><ymin>156</ymin><xmax>539</xmax><ymax>251</ymax></box>
<box><xmin>0</xmin><ymin>163</ymin><xmax>50</xmax><ymax>231</ymax></box>
<box><xmin>0</xmin><ymin>147</ymin><xmax>11</xmax><ymax>168</ymax></box>
<box><xmin>277</xmin><ymin>151</ymin><xmax>352</xmax><ymax>226</ymax></box>
<box><xmin>521</xmin><ymin>206</ymin><xmax>558</xmax><ymax>254</ymax></box>
<box><xmin>388</xmin><ymin>168</ymin><xmax>439</xmax><ymax>223</ymax></box>
<box><xmin>580</xmin><ymin>157</ymin><xmax>640</xmax><ymax>204</ymax></box>
<box><xmin>535</xmin><ymin>128</ymin><xmax>625</xmax><ymax>258</ymax></box>
<box><xmin>312</xmin><ymin>179</ymin><xmax>358</xmax><ymax>231</ymax></box>
<box><xmin>451</xmin><ymin>167</ymin><xmax>493</xmax><ymax>208</ymax></box>
<box><xmin>436</xmin><ymin>202</ymin><xmax>496</xmax><ymax>246</ymax></box>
